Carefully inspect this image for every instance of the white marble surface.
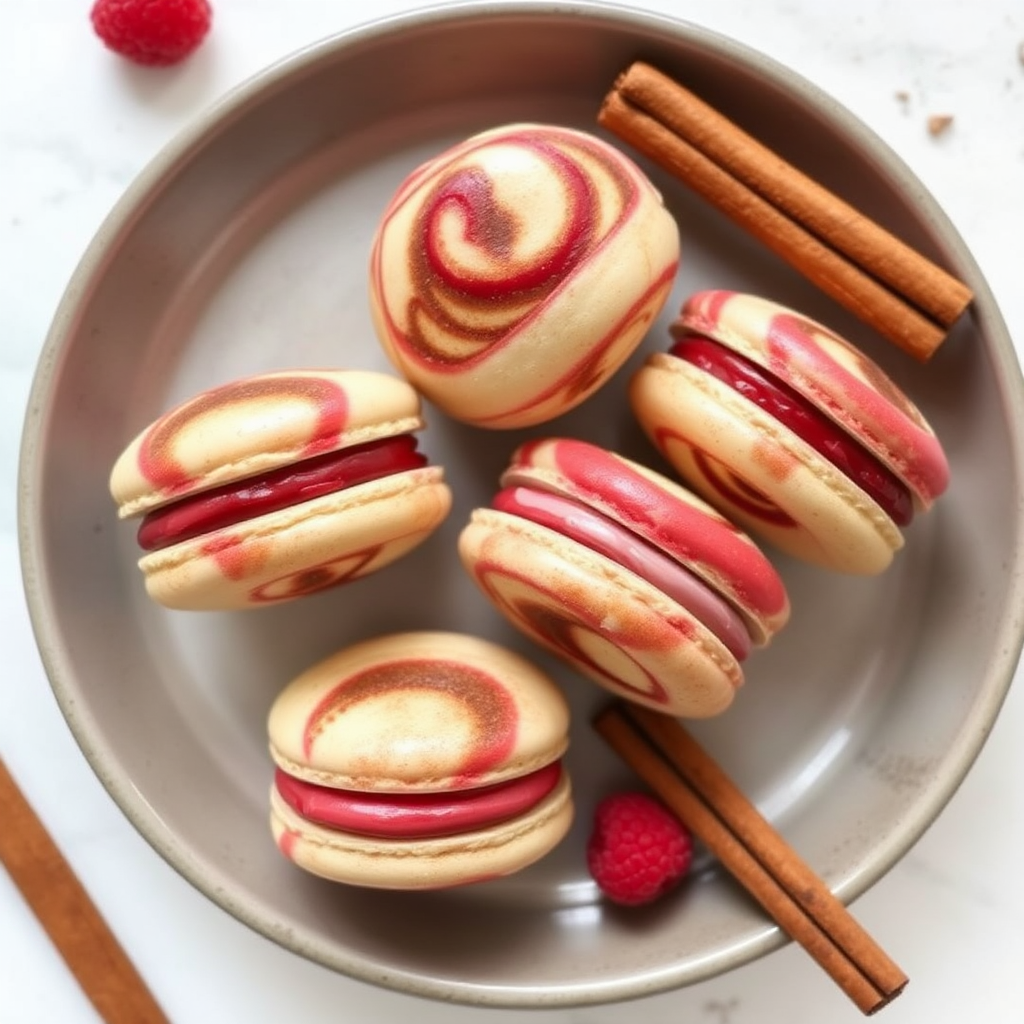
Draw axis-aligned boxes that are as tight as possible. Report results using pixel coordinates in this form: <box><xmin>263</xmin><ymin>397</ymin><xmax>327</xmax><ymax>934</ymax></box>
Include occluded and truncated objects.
<box><xmin>2</xmin><ymin>1</ymin><xmax>1023</xmax><ymax>1021</ymax></box>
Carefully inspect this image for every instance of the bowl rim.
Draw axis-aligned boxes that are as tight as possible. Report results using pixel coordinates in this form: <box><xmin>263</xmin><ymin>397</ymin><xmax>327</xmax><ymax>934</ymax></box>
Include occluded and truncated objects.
<box><xmin>17</xmin><ymin>0</ymin><xmax>1024</xmax><ymax>1007</ymax></box>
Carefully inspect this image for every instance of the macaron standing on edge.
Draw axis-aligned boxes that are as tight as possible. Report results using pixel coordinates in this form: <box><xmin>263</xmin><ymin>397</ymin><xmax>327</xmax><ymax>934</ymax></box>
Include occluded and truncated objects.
<box><xmin>109</xmin><ymin>369</ymin><xmax>452</xmax><ymax>610</ymax></box>
<box><xmin>368</xmin><ymin>122</ymin><xmax>680</xmax><ymax>429</ymax></box>
<box><xmin>629</xmin><ymin>290</ymin><xmax>950</xmax><ymax>574</ymax></box>
<box><xmin>268</xmin><ymin>632</ymin><xmax>573</xmax><ymax>890</ymax></box>
<box><xmin>458</xmin><ymin>438</ymin><xmax>790</xmax><ymax>717</ymax></box>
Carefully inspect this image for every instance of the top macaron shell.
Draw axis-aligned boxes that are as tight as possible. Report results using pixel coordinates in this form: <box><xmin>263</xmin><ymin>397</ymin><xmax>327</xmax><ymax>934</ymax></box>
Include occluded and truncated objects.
<box><xmin>368</xmin><ymin>123</ymin><xmax>680</xmax><ymax>429</ymax></box>
<box><xmin>459</xmin><ymin>439</ymin><xmax>789</xmax><ymax>717</ymax></box>
<box><xmin>268</xmin><ymin>631</ymin><xmax>570</xmax><ymax>793</ymax></box>
<box><xmin>110</xmin><ymin>369</ymin><xmax>422</xmax><ymax>517</ymax></box>
<box><xmin>109</xmin><ymin>369</ymin><xmax>452</xmax><ymax>610</ymax></box>
<box><xmin>630</xmin><ymin>291</ymin><xmax>949</xmax><ymax>574</ymax></box>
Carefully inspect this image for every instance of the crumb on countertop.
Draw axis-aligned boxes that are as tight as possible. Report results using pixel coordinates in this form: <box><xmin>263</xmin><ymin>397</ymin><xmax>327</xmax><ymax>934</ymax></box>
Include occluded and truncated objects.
<box><xmin>927</xmin><ymin>114</ymin><xmax>954</xmax><ymax>138</ymax></box>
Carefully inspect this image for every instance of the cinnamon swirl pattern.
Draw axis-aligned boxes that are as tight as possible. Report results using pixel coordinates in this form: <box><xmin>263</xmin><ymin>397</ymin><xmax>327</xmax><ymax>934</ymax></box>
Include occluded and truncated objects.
<box><xmin>369</xmin><ymin>124</ymin><xmax>680</xmax><ymax>428</ymax></box>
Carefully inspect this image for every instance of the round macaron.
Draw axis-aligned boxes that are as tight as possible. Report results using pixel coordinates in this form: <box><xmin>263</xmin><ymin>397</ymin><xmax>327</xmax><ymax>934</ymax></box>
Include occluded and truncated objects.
<box><xmin>268</xmin><ymin>631</ymin><xmax>573</xmax><ymax>890</ymax></box>
<box><xmin>458</xmin><ymin>438</ymin><xmax>790</xmax><ymax>718</ymax></box>
<box><xmin>368</xmin><ymin>122</ymin><xmax>680</xmax><ymax>429</ymax></box>
<box><xmin>629</xmin><ymin>290</ymin><xmax>950</xmax><ymax>574</ymax></box>
<box><xmin>109</xmin><ymin>369</ymin><xmax>452</xmax><ymax>610</ymax></box>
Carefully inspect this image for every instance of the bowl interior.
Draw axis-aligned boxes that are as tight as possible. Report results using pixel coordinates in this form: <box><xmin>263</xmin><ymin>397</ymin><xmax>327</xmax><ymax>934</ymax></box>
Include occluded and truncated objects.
<box><xmin>19</xmin><ymin>1</ymin><xmax>1024</xmax><ymax>1008</ymax></box>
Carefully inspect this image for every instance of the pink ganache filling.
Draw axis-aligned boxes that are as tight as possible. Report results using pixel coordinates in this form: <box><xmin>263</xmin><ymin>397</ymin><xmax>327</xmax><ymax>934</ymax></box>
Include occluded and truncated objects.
<box><xmin>492</xmin><ymin>485</ymin><xmax>752</xmax><ymax>661</ymax></box>
<box><xmin>137</xmin><ymin>435</ymin><xmax>427</xmax><ymax>552</ymax></box>
<box><xmin>274</xmin><ymin>761</ymin><xmax>562</xmax><ymax>839</ymax></box>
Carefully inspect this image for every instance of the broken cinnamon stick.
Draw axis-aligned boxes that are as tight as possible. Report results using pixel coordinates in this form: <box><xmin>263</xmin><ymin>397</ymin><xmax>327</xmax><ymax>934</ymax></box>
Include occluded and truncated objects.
<box><xmin>600</xmin><ymin>62</ymin><xmax>973</xmax><ymax>360</ymax></box>
<box><xmin>594</xmin><ymin>702</ymin><xmax>908</xmax><ymax>1015</ymax></box>
<box><xmin>0</xmin><ymin>757</ymin><xmax>170</xmax><ymax>1024</ymax></box>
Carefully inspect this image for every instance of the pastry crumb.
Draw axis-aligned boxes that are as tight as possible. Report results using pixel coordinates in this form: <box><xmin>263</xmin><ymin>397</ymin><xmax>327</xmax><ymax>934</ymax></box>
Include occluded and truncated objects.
<box><xmin>927</xmin><ymin>114</ymin><xmax>954</xmax><ymax>138</ymax></box>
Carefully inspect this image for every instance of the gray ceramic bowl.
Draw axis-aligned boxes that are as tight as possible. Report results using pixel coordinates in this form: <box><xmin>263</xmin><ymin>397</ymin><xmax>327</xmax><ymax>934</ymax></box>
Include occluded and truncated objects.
<box><xmin>18</xmin><ymin>0</ymin><xmax>1024</xmax><ymax>1009</ymax></box>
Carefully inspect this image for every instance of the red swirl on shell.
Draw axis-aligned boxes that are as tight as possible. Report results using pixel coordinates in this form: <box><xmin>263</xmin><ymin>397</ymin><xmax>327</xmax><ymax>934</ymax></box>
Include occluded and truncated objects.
<box><xmin>302</xmin><ymin>659</ymin><xmax>519</xmax><ymax>785</ymax></box>
<box><xmin>529</xmin><ymin>438</ymin><xmax>790</xmax><ymax>622</ymax></box>
<box><xmin>687</xmin><ymin>443</ymin><xmax>799</xmax><ymax>528</ymax></box>
<box><xmin>471</xmin><ymin>559</ymin><xmax>673</xmax><ymax>707</ymax></box>
<box><xmin>247</xmin><ymin>546</ymin><xmax>384</xmax><ymax>603</ymax></box>
<box><xmin>766</xmin><ymin>312</ymin><xmax>923</xmax><ymax>424</ymax></box>
<box><xmin>382</xmin><ymin>127</ymin><xmax>638</xmax><ymax>367</ymax></box>
<box><xmin>137</xmin><ymin>376</ymin><xmax>348</xmax><ymax>496</ymax></box>
<box><xmin>469</xmin><ymin>268</ymin><xmax>675</xmax><ymax>423</ymax></box>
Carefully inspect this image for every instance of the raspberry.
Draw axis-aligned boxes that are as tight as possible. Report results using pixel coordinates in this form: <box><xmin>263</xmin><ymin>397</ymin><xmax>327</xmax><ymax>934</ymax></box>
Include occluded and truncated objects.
<box><xmin>90</xmin><ymin>0</ymin><xmax>213</xmax><ymax>67</ymax></box>
<box><xmin>587</xmin><ymin>792</ymin><xmax>692</xmax><ymax>906</ymax></box>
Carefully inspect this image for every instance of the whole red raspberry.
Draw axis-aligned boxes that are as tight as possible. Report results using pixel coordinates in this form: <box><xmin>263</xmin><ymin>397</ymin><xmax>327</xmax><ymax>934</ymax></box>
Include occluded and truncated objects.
<box><xmin>587</xmin><ymin>792</ymin><xmax>692</xmax><ymax>906</ymax></box>
<box><xmin>91</xmin><ymin>0</ymin><xmax>213</xmax><ymax>67</ymax></box>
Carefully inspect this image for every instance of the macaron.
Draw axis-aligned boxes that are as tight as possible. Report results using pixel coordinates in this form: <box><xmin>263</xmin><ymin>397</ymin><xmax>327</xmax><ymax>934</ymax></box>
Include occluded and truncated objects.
<box><xmin>368</xmin><ymin>122</ymin><xmax>680</xmax><ymax>429</ymax></box>
<box><xmin>458</xmin><ymin>438</ymin><xmax>790</xmax><ymax>717</ymax></box>
<box><xmin>268</xmin><ymin>631</ymin><xmax>573</xmax><ymax>890</ymax></box>
<box><xmin>629</xmin><ymin>290</ymin><xmax>950</xmax><ymax>574</ymax></box>
<box><xmin>109</xmin><ymin>369</ymin><xmax>452</xmax><ymax>610</ymax></box>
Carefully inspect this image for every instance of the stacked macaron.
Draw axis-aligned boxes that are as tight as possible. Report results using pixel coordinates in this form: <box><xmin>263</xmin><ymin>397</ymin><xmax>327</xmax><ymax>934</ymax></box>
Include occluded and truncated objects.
<box><xmin>630</xmin><ymin>291</ymin><xmax>950</xmax><ymax>573</ymax></box>
<box><xmin>268</xmin><ymin>632</ymin><xmax>573</xmax><ymax>889</ymax></box>
<box><xmin>369</xmin><ymin>123</ymin><xmax>680</xmax><ymax>429</ymax></box>
<box><xmin>109</xmin><ymin>369</ymin><xmax>451</xmax><ymax>609</ymax></box>
<box><xmin>458</xmin><ymin>438</ymin><xmax>790</xmax><ymax>717</ymax></box>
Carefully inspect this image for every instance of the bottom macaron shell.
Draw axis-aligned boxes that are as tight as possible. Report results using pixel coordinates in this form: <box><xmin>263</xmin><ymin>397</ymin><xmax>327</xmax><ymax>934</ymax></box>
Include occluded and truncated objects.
<box><xmin>631</xmin><ymin>354</ymin><xmax>903</xmax><ymax>574</ymax></box>
<box><xmin>138</xmin><ymin>467</ymin><xmax>451</xmax><ymax>610</ymax></box>
<box><xmin>459</xmin><ymin>510</ymin><xmax>740</xmax><ymax>717</ymax></box>
<box><xmin>269</xmin><ymin>769</ymin><xmax>573</xmax><ymax>890</ymax></box>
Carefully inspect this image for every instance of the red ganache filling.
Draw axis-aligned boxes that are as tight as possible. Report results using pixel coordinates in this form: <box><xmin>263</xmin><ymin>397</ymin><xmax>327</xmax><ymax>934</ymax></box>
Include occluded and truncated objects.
<box><xmin>671</xmin><ymin>336</ymin><xmax>913</xmax><ymax>526</ymax></box>
<box><xmin>492</xmin><ymin>485</ymin><xmax>752</xmax><ymax>661</ymax></box>
<box><xmin>274</xmin><ymin>761</ymin><xmax>562</xmax><ymax>839</ymax></box>
<box><xmin>137</xmin><ymin>435</ymin><xmax>427</xmax><ymax>552</ymax></box>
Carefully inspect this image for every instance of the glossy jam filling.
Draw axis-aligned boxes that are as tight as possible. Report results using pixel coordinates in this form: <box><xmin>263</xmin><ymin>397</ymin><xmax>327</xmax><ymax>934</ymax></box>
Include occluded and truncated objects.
<box><xmin>671</xmin><ymin>335</ymin><xmax>913</xmax><ymax>525</ymax></box>
<box><xmin>274</xmin><ymin>761</ymin><xmax>562</xmax><ymax>839</ymax></box>
<box><xmin>137</xmin><ymin>435</ymin><xmax>426</xmax><ymax>552</ymax></box>
<box><xmin>492</xmin><ymin>485</ymin><xmax>751</xmax><ymax>660</ymax></box>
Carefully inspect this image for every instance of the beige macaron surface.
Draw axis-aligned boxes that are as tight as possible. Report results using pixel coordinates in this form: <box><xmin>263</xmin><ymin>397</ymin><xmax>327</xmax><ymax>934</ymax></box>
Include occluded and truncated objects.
<box><xmin>109</xmin><ymin>369</ymin><xmax>451</xmax><ymax>610</ymax></box>
<box><xmin>368</xmin><ymin>123</ymin><xmax>680</xmax><ymax>429</ymax></box>
<box><xmin>268</xmin><ymin>632</ymin><xmax>573</xmax><ymax>890</ymax></box>
<box><xmin>631</xmin><ymin>291</ymin><xmax>950</xmax><ymax>574</ymax></box>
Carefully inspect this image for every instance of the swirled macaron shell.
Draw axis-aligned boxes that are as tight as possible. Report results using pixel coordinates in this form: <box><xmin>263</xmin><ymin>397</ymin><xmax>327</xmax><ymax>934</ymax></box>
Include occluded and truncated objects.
<box><xmin>268</xmin><ymin>632</ymin><xmax>573</xmax><ymax>889</ymax></box>
<box><xmin>368</xmin><ymin>123</ymin><xmax>680</xmax><ymax>428</ymax></box>
<box><xmin>631</xmin><ymin>292</ymin><xmax>949</xmax><ymax>573</ymax></box>
<box><xmin>110</xmin><ymin>369</ymin><xmax>423</xmax><ymax>518</ymax></box>
<box><xmin>138</xmin><ymin>466</ymin><xmax>451</xmax><ymax>609</ymax></box>
<box><xmin>267</xmin><ymin>632</ymin><xmax>570</xmax><ymax>792</ymax></box>
<box><xmin>458</xmin><ymin>508</ymin><xmax>744</xmax><ymax>717</ymax></box>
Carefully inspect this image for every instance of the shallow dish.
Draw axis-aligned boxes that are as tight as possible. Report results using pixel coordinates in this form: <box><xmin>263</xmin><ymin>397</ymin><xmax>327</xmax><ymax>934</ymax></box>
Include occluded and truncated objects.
<box><xmin>18</xmin><ymin>0</ymin><xmax>1024</xmax><ymax>1008</ymax></box>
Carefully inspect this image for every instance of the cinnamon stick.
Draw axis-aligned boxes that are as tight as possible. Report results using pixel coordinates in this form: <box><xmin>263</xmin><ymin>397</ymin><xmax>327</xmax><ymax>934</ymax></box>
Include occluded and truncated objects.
<box><xmin>600</xmin><ymin>63</ymin><xmax>973</xmax><ymax>361</ymax></box>
<box><xmin>0</xmin><ymin>757</ymin><xmax>170</xmax><ymax>1024</ymax></box>
<box><xmin>594</xmin><ymin>703</ymin><xmax>907</xmax><ymax>1015</ymax></box>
